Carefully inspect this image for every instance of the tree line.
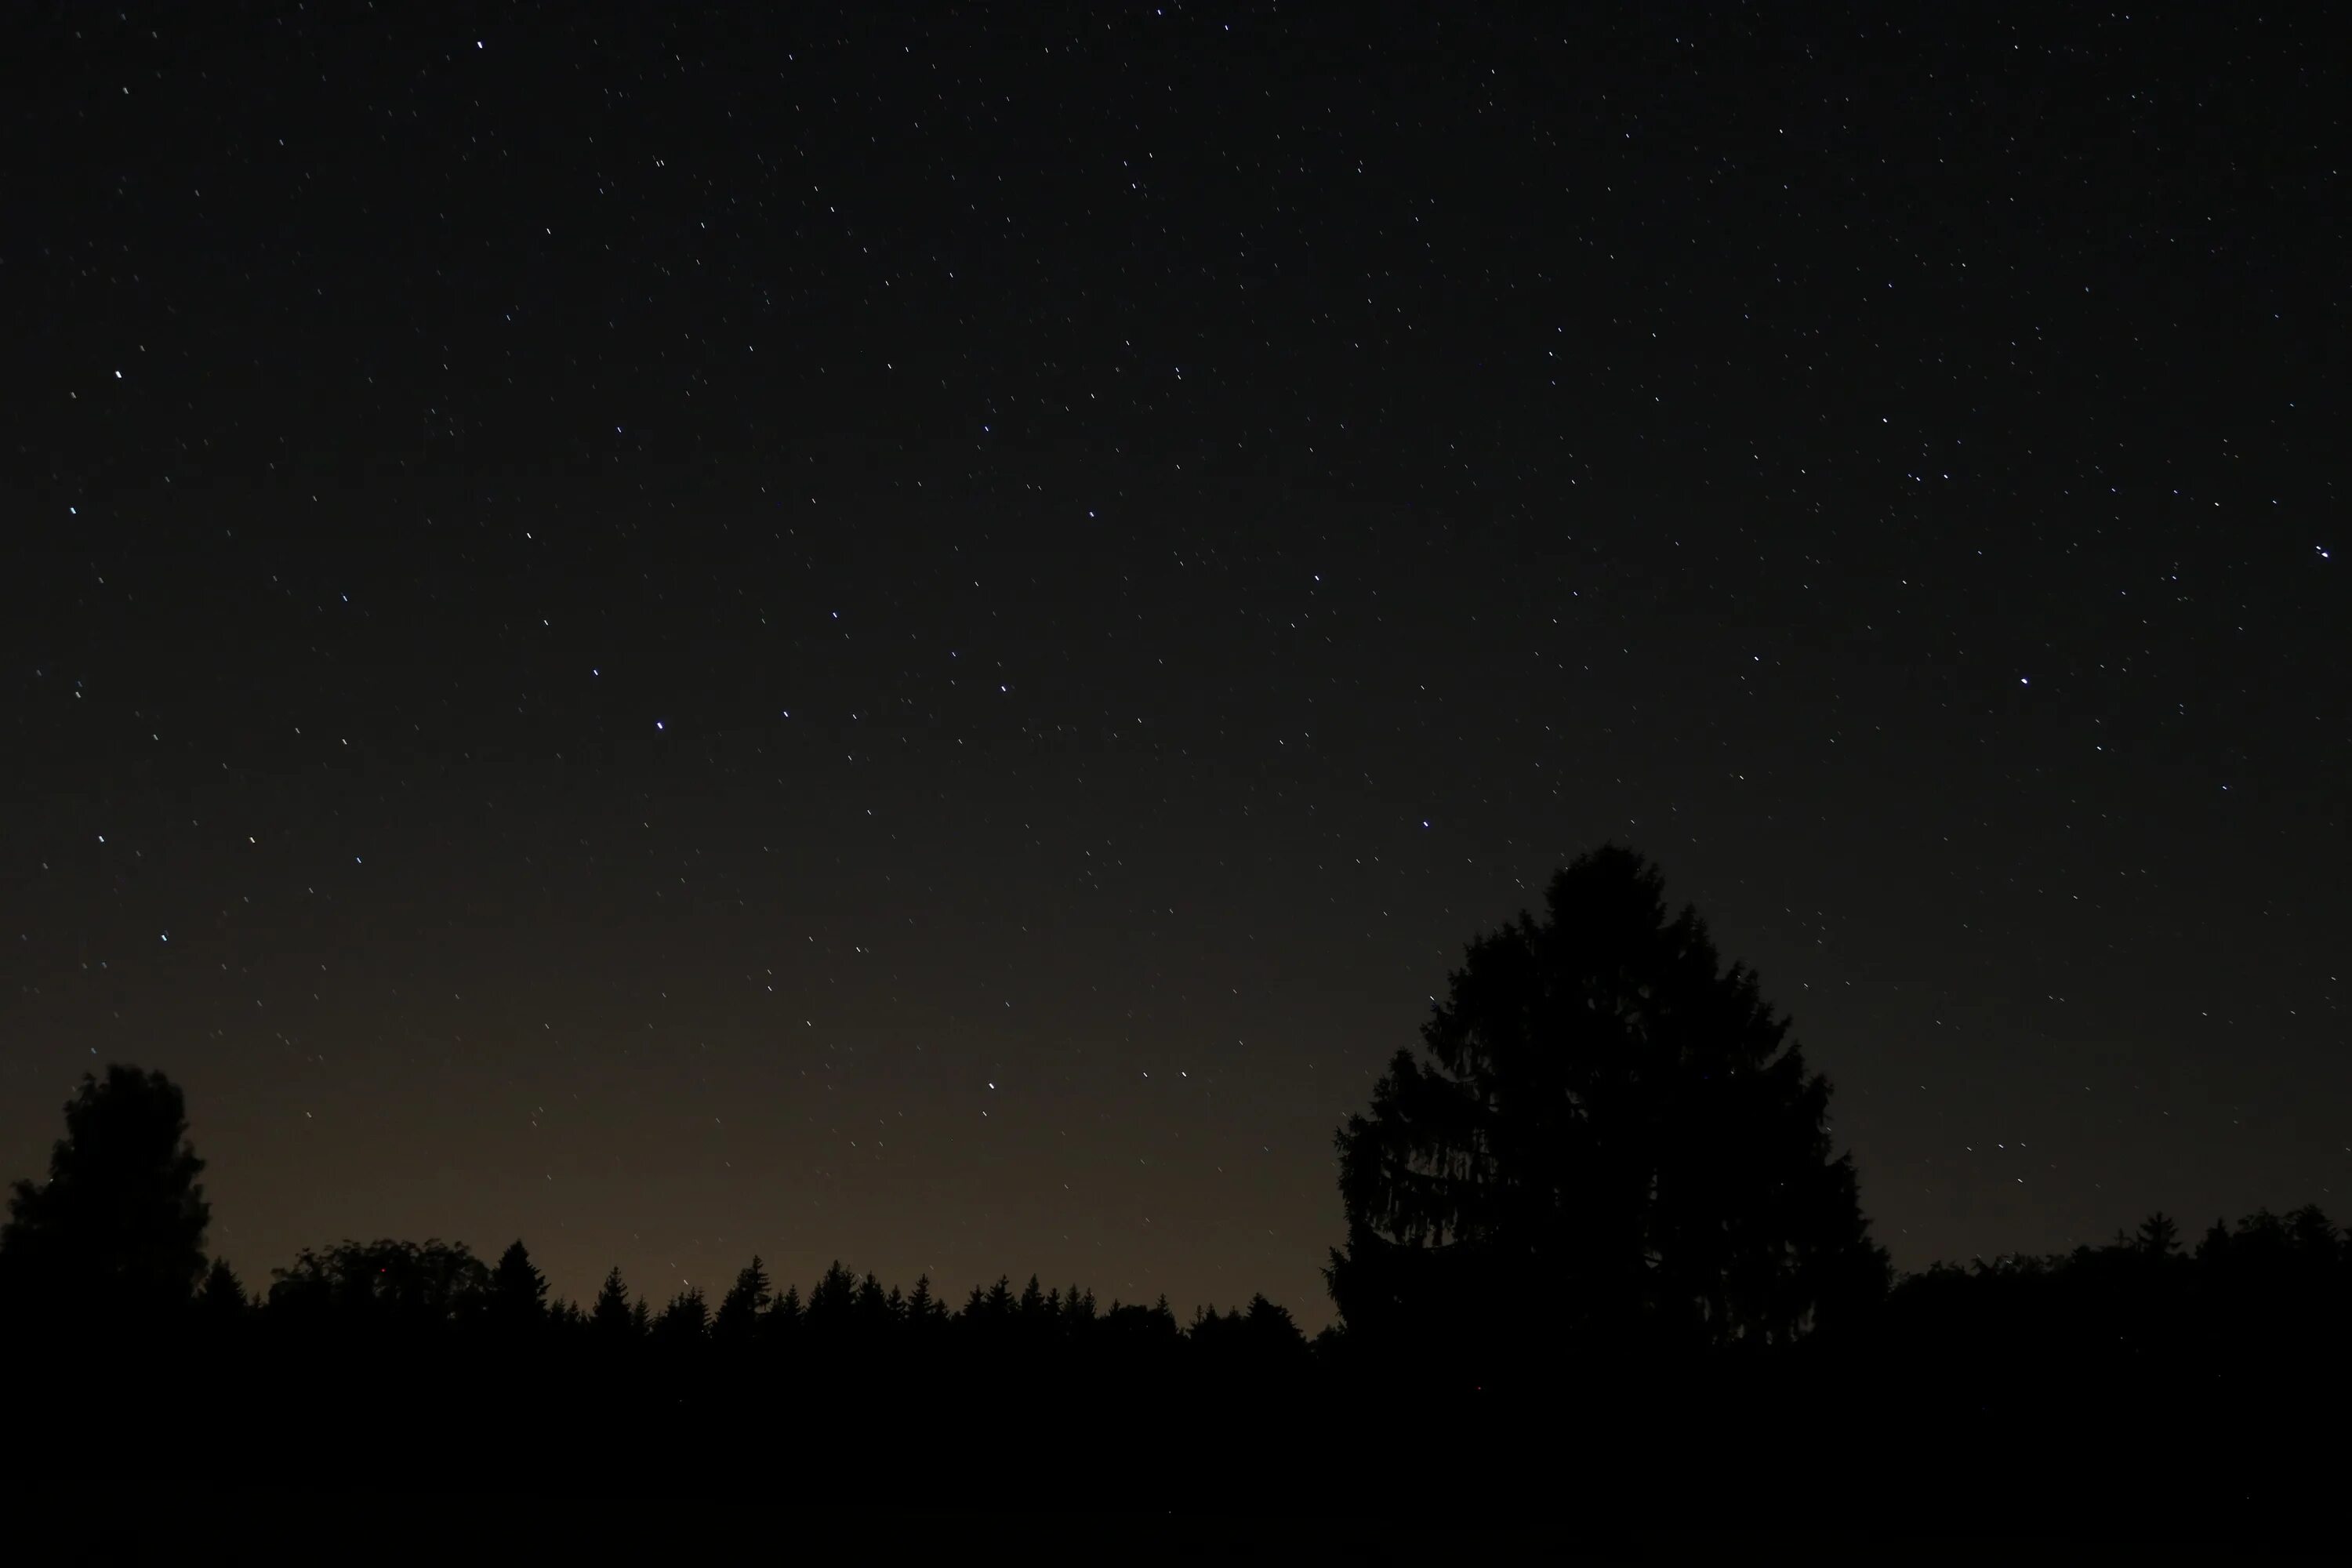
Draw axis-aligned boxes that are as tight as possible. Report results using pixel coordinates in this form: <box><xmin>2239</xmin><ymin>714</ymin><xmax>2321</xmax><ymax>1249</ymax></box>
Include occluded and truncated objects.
<box><xmin>241</xmin><ymin>1227</ymin><xmax>1318</xmax><ymax>1383</ymax></box>
<box><xmin>5</xmin><ymin>846</ymin><xmax>2345</xmax><ymax>1538</ymax></box>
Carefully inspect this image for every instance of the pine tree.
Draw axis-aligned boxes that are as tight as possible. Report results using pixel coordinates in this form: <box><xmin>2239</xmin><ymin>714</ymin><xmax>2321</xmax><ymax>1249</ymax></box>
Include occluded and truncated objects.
<box><xmin>591</xmin><ymin>1265</ymin><xmax>634</xmax><ymax>1340</ymax></box>
<box><xmin>491</xmin><ymin>1239</ymin><xmax>550</xmax><ymax>1328</ymax></box>
<box><xmin>807</xmin><ymin>1260</ymin><xmax>858</xmax><ymax>1334</ymax></box>
<box><xmin>198</xmin><ymin>1257</ymin><xmax>247</xmax><ymax>1318</ymax></box>
<box><xmin>654</xmin><ymin>1286</ymin><xmax>709</xmax><ymax>1345</ymax></box>
<box><xmin>713</xmin><ymin>1254</ymin><xmax>772</xmax><ymax>1346</ymax></box>
<box><xmin>0</xmin><ymin>1065</ymin><xmax>211</xmax><ymax>1315</ymax></box>
<box><xmin>855</xmin><ymin>1270</ymin><xmax>891</xmax><ymax>1331</ymax></box>
<box><xmin>2286</xmin><ymin>1205</ymin><xmax>2337</xmax><ymax>1256</ymax></box>
<box><xmin>1240</xmin><ymin>1294</ymin><xmax>1310</xmax><ymax>1373</ymax></box>
<box><xmin>1329</xmin><ymin>845</ymin><xmax>1888</xmax><ymax>1367</ymax></box>
<box><xmin>1062</xmin><ymin>1283</ymin><xmax>1094</xmax><ymax>1329</ymax></box>
<box><xmin>2136</xmin><ymin>1212</ymin><xmax>2182</xmax><ymax>1257</ymax></box>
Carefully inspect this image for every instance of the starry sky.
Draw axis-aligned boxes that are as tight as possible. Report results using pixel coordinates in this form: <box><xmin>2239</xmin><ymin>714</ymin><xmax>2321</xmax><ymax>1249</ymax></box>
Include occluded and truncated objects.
<box><xmin>4</xmin><ymin>3</ymin><xmax>2343</xmax><ymax>1327</ymax></box>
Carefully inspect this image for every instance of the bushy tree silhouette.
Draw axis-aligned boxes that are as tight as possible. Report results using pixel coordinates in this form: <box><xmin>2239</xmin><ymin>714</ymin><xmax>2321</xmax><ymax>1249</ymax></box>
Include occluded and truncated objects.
<box><xmin>268</xmin><ymin>1238</ymin><xmax>489</xmax><ymax>1327</ymax></box>
<box><xmin>1864</xmin><ymin>1203</ymin><xmax>2352</xmax><ymax>1522</ymax></box>
<box><xmin>0</xmin><ymin>1065</ymin><xmax>211</xmax><ymax>1316</ymax></box>
<box><xmin>1328</xmin><ymin>846</ymin><xmax>1887</xmax><ymax>1374</ymax></box>
<box><xmin>2285</xmin><ymin>1204</ymin><xmax>2337</xmax><ymax>1258</ymax></box>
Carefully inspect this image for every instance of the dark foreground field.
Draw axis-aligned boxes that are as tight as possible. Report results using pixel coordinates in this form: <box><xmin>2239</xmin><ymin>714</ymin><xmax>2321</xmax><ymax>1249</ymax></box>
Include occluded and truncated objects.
<box><xmin>31</xmin><ymin>1501</ymin><xmax>2336</xmax><ymax>1566</ymax></box>
<box><xmin>16</xmin><ymin>1347</ymin><xmax>2340</xmax><ymax>1566</ymax></box>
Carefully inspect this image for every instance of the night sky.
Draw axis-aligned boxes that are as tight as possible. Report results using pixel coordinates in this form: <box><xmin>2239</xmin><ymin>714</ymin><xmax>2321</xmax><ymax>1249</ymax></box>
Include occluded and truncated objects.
<box><xmin>5</xmin><ymin>3</ymin><xmax>2343</xmax><ymax>1327</ymax></box>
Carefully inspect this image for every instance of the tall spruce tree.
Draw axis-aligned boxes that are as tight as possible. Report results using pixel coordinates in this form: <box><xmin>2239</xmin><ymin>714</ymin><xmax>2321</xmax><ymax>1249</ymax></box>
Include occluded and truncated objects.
<box><xmin>591</xmin><ymin>1265</ymin><xmax>636</xmax><ymax>1341</ymax></box>
<box><xmin>1328</xmin><ymin>845</ymin><xmax>1888</xmax><ymax>1369</ymax></box>
<box><xmin>491</xmin><ymin>1240</ymin><xmax>550</xmax><ymax>1329</ymax></box>
<box><xmin>713</xmin><ymin>1254</ymin><xmax>772</xmax><ymax>1346</ymax></box>
<box><xmin>0</xmin><ymin>1065</ymin><xmax>211</xmax><ymax>1315</ymax></box>
<box><xmin>198</xmin><ymin>1258</ymin><xmax>248</xmax><ymax>1319</ymax></box>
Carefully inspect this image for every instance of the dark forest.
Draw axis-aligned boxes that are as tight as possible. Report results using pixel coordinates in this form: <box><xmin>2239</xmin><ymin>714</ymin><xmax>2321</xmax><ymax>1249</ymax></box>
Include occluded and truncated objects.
<box><xmin>8</xmin><ymin>850</ymin><xmax>2343</xmax><ymax>1555</ymax></box>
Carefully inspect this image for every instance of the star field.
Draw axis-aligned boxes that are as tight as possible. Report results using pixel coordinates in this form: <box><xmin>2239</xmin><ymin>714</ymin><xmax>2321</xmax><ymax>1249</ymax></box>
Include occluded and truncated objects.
<box><xmin>3</xmin><ymin>3</ymin><xmax>2343</xmax><ymax>1324</ymax></box>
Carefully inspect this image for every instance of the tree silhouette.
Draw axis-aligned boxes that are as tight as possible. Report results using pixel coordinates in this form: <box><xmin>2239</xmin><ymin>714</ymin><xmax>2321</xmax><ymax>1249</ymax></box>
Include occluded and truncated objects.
<box><xmin>2285</xmin><ymin>1204</ymin><xmax>2337</xmax><ymax>1257</ymax></box>
<box><xmin>1242</xmin><ymin>1293</ymin><xmax>1309</xmax><ymax>1359</ymax></box>
<box><xmin>807</xmin><ymin>1259</ymin><xmax>858</xmax><ymax>1336</ymax></box>
<box><xmin>2136</xmin><ymin>1211</ymin><xmax>2182</xmax><ymax>1257</ymax></box>
<box><xmin>1328</xmin><ymin>845</ymin><xmax>1887</xmax><ymax>1370</ymax></box>
<box><xmin>653</xmin><ymin>1286</ymin><xmax>708</xmax><ymax>1346</ymax></box>
<box><xmin>1189</xmin><ymin>1301</ymin><xmax>1237</xmax><ymax>1347</ymax></box>
<box><xmin>490</xmin><ymin>1239</ymin><xmax>549</xmax><ymax>1329</ymax></box>
<box><xmin>1062</xmin><ymin>1282</ymin><xmax>1096</xmax><ymax>1333</ymax></box>
<box><xmin>198</xmin><ymin>1257</ymin><xmax>248</xmax><ymax>1319</ymax></box>
<box><xmin>855</xmin><ymin>1269</ymin><xmax>894</xmax><ymax>1336</ymax></box>
<box><xmin>0</xmin><ymin>1065</ymin><xmax>211</xmax><ymax>1316</ymax></box>
<box><xmin>1018</xmin><ymin>1272</ymin><xmax>1048</xmax><ymax>1327</ymax></box>
<box><xmin>269</xmin><ymin>1238</ymin><xmax>488</xmax><ymax>1327</ymax></box>
<box><xmin>713</xmin><ymin>1254</ymin><xmax>772</xmax><ymax>1347</ymax></box>
<box><xmin>591</xmin><ymin>1265</ymin><xmax>636</xmax><ymax>1341</ymax></box>
<box><xmin>13</xmin><ymin>1065</ymin><xmax>2352</xmax><ymax>1542</ymax></box>
<box><xmin>906</xmin><ymin>1273</ymin><xmax>944</xmax><ymax>1329</ymax></box>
